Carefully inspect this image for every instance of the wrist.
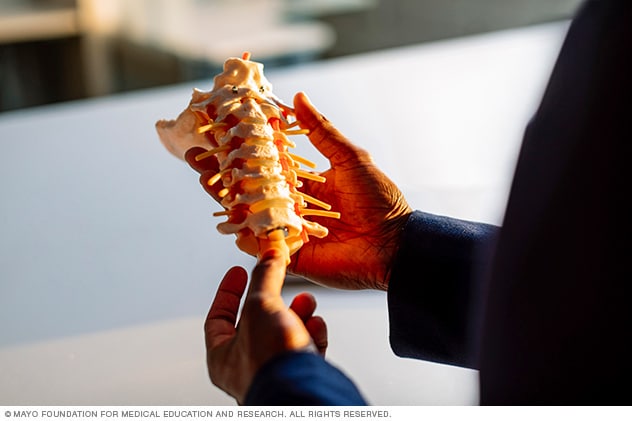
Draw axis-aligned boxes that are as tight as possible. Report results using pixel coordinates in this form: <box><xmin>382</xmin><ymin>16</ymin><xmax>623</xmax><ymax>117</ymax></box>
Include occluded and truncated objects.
<box><xmin>375</xmin><ymin>209</ymin><xmax>413</xmax><ymax>291</ymax></box>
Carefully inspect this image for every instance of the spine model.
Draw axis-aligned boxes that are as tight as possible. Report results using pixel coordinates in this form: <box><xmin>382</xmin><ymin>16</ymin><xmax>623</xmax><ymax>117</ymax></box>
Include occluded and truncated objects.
<box><xmin>156</xmin><ymin>52</ymin><xmax>339</xmax><ymax>263</ymax></box>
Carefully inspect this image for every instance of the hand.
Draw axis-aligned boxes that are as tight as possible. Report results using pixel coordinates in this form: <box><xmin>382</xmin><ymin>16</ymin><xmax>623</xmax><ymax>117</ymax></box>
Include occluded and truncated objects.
<box><xmin>289</xmin><ymin>92</ymin><xmax>412</xmax><ymax>290</ymax></box>
<box><xmin>185</xmin><ymin>92</ymin><xmax>412</xmax><ymax>290</ymax></box>
<box><xmin>204</xmin><ymin>249</ymin><xmax>327</xmax><ymax>404</ymax></box>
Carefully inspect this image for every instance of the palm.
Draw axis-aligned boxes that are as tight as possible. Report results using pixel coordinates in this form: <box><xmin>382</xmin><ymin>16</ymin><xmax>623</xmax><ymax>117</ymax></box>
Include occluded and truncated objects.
<box><xmin>289</xmin><ymin>135</ymin><xmax>411</xmax><ymax>290</ymax></box>
<box><xmin>185</xmin><ymin>92</ymin><xmax>412</xmax><ymax>291</ymax></box>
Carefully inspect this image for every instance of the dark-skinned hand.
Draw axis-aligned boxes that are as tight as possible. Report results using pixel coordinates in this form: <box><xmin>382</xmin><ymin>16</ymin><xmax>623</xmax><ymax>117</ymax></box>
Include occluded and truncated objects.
<box><xmin>185</xmin><ymin>92</ymin><xmax>412</xmax><ymax>290</ymax></box>
<box><xmin>204</xmin><ymin>249</ymin><xmax>327</xmax><ymax>404</ymax></box>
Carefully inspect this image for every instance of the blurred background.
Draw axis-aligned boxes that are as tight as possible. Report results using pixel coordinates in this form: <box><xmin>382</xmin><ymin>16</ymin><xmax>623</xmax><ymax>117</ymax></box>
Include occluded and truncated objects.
<box><xmin>1</xmin><ymin>0</ymin><xmax>583</xmax><ymax>113</ymax></box>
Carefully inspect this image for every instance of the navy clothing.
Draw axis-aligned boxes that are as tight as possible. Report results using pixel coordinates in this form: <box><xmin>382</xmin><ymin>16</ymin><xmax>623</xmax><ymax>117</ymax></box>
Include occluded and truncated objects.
<box><xmin>477</xmin><ymin>0</ymin><xmax>631</xmax><ymax>404</ymax></box>
<box><xmin>394</xmin><ymin>0</ymin><xmax>631</xmax><ymax>404</ymax></box>
<box><xmin>245</xmin><ymin>0</ymin><xmax>631</xmax><ymax>405</ymax></box>
<box><xmin>388</xmin><ymin>211</ymin><xmax>498</xmax><ymax>369</ymax></box>
<box><xmin>245</xmin><ymin>352</ymin><xmax>366</xmax><ymax>405</ymax></box>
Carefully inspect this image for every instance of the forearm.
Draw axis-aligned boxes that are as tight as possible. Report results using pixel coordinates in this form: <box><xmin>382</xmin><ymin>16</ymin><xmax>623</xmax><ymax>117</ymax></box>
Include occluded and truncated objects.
<box><xmin>387</xmin><ymin>211</ymin><xmax>499</xmax><ymax>369</ymax></box>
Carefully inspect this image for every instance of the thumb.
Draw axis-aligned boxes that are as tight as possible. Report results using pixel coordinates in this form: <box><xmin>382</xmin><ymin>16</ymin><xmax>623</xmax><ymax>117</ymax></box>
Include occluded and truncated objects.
<box><xmin>205</xmin><ymin>266</ymin><xmax>248</xmax><ymax>349</ymax></box>
<box><xmin>293</xmin><ymin>92</ymin><xmax>367</xmax><ymax>167</ymax></box>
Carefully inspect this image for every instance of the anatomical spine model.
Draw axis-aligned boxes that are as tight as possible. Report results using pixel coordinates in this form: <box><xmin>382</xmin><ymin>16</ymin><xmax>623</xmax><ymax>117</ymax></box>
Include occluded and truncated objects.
<box><xmin>156</xmin><ymin>52</ymin><xmax>339</xmax><ymax>264</ymax></box>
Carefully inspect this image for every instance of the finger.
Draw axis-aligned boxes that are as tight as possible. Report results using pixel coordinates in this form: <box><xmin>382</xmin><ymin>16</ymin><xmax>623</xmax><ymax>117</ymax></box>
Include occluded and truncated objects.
<box><xmin>184</xmin><ymin>147</ymin><xmax>225</xmax><ymax>201</ymax></box>
<box><xmin>289</xmin><ymin>292</ymin><xmax>317</xmax><ymax>322</ymax></box>
<box><xmin>293</xmin><ymin>91</ymin><xmax>370</xmax><ymax>167</ymax></box>
<box><xmin>249</xmin><ymin>249</ymin><xmax>287</xmax><ymax>296</ymax></box>
<box><xmin>199</xmin><ymin>171</ymin><xmax>226</xmax><ymax>202</ymax></box>
<box><xmin>185</xmin><ymin>147</ymin><xmax>219</xmax><ymax>174</ymax></box>
<box><xmin>306</xmin><ymin>316</ymin><xmax>328</xmax><ymax>356</ymax></box>
<box><xmin>205</xmin><ymin>266</ymin><xmax>248</xmax><ymax>349</ymax></box>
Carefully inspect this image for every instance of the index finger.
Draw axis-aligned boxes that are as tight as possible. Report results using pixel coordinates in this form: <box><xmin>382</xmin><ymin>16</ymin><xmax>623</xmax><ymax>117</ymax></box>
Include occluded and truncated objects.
<box><xmin>293</xmin><ymin>92</ymin><xmax>371</xmax><ymax>167</ymax></box>
<box><xmin>185</xmin><ymin>146</ymin><xmax>219</xmax><ymax>174</ymax></box>
<box><xmin>184</xmin><ymin>146</ymin><xmax>224</xmax><ymax>201</ymax></box>
<box><xmin>248</xmin><ymin>249</ymin><xmax>287</xmax><ymax>297</ymax></box>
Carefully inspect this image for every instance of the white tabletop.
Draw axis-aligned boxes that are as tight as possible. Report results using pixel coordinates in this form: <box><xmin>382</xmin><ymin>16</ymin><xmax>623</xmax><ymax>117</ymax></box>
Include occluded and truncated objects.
<box><xmin>0</xmin><ymin>21</ymin><xmax>568</xmax><ymax>405</ymax></box>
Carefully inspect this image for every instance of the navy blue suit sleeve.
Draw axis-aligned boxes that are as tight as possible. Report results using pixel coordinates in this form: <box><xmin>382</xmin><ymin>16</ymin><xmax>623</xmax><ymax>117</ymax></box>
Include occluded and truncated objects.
<box><xmin>387</xmin><ymin>211</ymin><xmax>498</xmax><ymax>369</ymax></box>
<box><xmin>245</xmin><ymin>351</ymin><xmax>367</xmax><ymax>405</ymax></box>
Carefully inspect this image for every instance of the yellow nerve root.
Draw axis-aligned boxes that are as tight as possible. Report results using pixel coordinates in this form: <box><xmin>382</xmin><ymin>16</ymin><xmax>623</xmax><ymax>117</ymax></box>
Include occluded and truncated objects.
<box><xmin>287</xmin><ymin>152</ymin><xmax>317</xmax><ymax>169</ymax></box>
<box><xmin>195</xmin><ymin>145</ymin><xmax>231</xmax><ymax>161</ymax></box>
<box><xmin>301</xmin><ymin>209</ymin><xmax>341</xmax><ymax>219</ymax></box>
<box><xmin>207</xmin><ymin>169</ymin><xmax>230</xmax><ymax>186</ymax></box>
<box><xmin>197</xmin><ymin>122</ymin><xmax>227</xmax><ymax>134</ymax></box>
<box><xmin>298</xmin><ymin>191</ymin><xmax>332</xmax><ymax>210</ymax></box>
<box><xmin>295</xmin><ymin>169</ymin><xmax>326</xmax><ymax>183</ymax></box>
<box><xmin>212</xmin><ymin>209</ymin><xmax>232</xmax><ymax>217</ymax></box>
<box><xmin>282</xmin><ymin>129</ymin><xmax>310</xmax><ymax>136</ymax></box>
